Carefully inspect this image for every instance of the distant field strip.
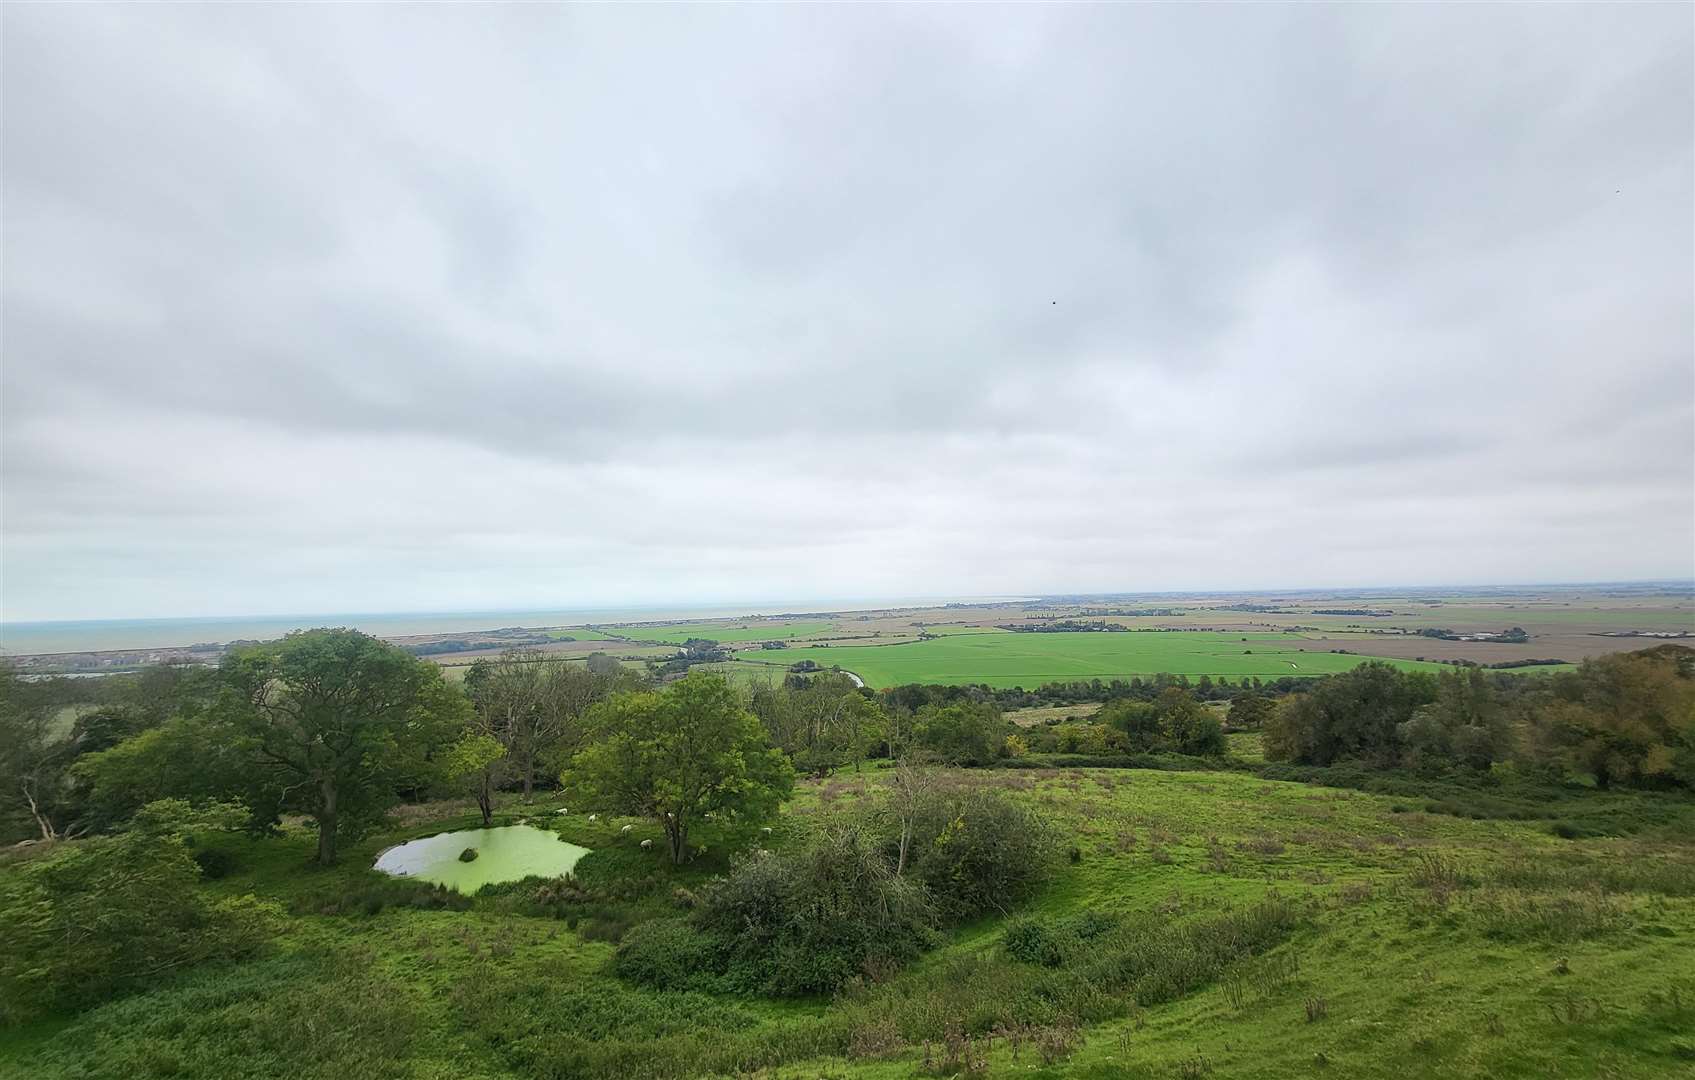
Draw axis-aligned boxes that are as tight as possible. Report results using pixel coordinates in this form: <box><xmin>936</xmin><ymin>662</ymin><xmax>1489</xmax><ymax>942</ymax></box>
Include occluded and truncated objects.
<box><xmin>733</xmin><ymin>631</ymin><xmax>1453</xmax><ymax>688</ymax></box>
<box><xmin>612</xmin><ymin>620</ymin><xmax>838</xmax><ymax>644</ymax></box>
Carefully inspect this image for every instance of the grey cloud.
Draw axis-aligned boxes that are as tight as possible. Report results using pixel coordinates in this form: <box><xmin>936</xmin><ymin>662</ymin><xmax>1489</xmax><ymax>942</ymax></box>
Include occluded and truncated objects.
<box><xmin>3</xmin><ymin>4</ymin><xmax>1691</xmax><ymax>620</ymax></box>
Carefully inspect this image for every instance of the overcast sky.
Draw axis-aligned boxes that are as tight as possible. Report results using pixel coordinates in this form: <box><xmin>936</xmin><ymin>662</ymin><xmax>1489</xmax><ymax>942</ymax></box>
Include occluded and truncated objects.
<box><xmin>3</xmin><ymin>5</ymin><xmax>1692</xmax><ymax>622</ymax></box>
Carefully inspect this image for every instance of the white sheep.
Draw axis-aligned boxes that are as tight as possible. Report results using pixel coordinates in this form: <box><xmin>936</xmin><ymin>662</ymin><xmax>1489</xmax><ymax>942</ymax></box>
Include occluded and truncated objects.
<box><xmin>619</xmin><ymin>824</ymin><xmax>633</xmax><ymax>834</ymax></box>
<box><xmin>587</xmin><ymin>813</ymin><xmax>598</xmax><ymax>822</ymax></box>
<box><xmin>760</xmin><ymin>827</ymin><xmax>773</xmax><ymax>835</ymax></box>
<box><xmin>556</xmin><ymin>808</ymin><xmax>569</xmax><ymax>815</ymax></box>
<box><xmin>640</xmin><ymin>839</ymin><xmax>653</xmax><ymax>850</ymax></box>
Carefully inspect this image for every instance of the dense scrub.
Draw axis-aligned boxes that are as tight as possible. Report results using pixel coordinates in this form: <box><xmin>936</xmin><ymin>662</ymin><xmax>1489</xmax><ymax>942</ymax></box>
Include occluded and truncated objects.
<box><xmin>618</xmin><ymin>786</ymin><xmax>1059</xmax><ymax>996</ymax></box>
<box><xmin>619</xmin><ymin>828</ymin><xmax>937</xmax><ymax>996</ymax></box>
<box><xmin>1264</xmin><ymin>647</ymin><xmax>1695</xmax><ymax>790</ymax></box>
<box><xmin>0</xmin><ymin>830</ymin><xmax>276</xmax><ymax>1023</ymax></box>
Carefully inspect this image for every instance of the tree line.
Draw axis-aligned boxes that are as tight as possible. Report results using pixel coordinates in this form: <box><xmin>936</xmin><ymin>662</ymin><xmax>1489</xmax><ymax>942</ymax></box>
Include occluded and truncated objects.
<box><xmin>1259</xmin><ymin>646</ymin><xmax>1694</xmax><ymax>789</ymax></box>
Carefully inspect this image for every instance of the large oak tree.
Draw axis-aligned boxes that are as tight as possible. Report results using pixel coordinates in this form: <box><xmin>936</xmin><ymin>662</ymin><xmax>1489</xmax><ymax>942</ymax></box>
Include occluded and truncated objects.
<box><xmin>221</xmin><ymin>629</ymin><xmax>468</xmax><ymax>864</ymax></box>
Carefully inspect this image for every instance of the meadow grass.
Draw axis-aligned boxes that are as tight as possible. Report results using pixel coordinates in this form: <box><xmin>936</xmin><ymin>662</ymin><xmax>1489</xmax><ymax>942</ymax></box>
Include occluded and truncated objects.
<box><xmin>4</xmin><ymin>769</ymin><xmax>1691</xmax><ymax>1079</ymax></box>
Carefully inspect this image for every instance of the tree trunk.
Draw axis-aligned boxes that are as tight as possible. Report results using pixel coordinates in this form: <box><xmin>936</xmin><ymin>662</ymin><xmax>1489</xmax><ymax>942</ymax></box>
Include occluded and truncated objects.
<box><xmin>522</xmin><ymin>750</ymin><xmax>534</xmax><ymax>799</ymax></box>
<box><xmin>21</xmin><ymin>779</ymin><xmax>57</xmax><ymax>842</ymax></box>
<box><xmin>666</xmin><ymin>821</ymin><xmax>688</xmax><ymax>864</ymax></box>
<box><xmin>316</xmin><ymin>778</ymin><xmax>339</xmax><ymax>865</ymax></box>
<box><xmin>896</xmin><ymin>821</ymin><xmax>912</xmax><ymax>876</ymax></box>
<box><xmin>477</xmin><ymin>771</ymin><xmax>494</xmax><ymax>827</ymax></box>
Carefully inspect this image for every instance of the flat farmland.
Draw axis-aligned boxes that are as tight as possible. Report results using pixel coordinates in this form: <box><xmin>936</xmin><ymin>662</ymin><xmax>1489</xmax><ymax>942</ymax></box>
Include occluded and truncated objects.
<box><xmin>614</xmin><ymin>620</ymin><xmax>839</xmax><ymax>644</ymax></box>
<box><xmin>732</xmin><ymin>630</ymin><xmax>1453</xmax><ymax>688</ymax></box>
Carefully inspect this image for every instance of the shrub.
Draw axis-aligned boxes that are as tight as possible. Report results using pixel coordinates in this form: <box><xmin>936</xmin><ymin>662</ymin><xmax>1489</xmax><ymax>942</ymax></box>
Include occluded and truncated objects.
<box><xmin>190</xmin><ymin>844</ymin><xmax>239</xmax><ymax>880</ymax></box>
<box><xmin>613</xmin><ymin>917</ymin><xmax>726</xmax><ymax>991</ymax></box>
<box><xmin>1003</xmin><ymin>909</ymin><xmax>1121</xmax><ymax>967</ymax></box>
<box><xmin>620</xmin><ymin>827</ymin><xmax>936</xmax><ymax>997</ymax></box>
<box><xmin>902</xmin><ymin>789</ymin><xmax>1060</xmax><ymax>922</ymax></box>
<box><xmin>1097</xmin><ymin>689</ymin><xmax>1226</xmax><ymax>757</ymax></box>
<box><xmin>0</xmin><ymin>833</ymin><xmax>277</xmax><ymax>1022</ymax></box>
<box><xmin>289</xmin><ymin>875</ymin><xmax>471</xmax><ymax>917</ymax></box>
<box><xmin>458</xmin><ymin>847</ymin><xmax>479</xmax><ymax>862</ymax></box>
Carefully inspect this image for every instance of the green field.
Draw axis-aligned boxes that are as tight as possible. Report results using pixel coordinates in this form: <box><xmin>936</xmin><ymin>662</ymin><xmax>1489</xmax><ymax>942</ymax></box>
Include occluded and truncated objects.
<box><xmin>613</xmin><ymin>620</ymin><xmax>838</xmax><ymax>644</ymax></box>
<box><xmin>734</xmin><ymin>631</ymin><xmax>1454</xmax><ymax>687</ymax></box>
<box><xmin>543</xmin><ymin>627</ymin><xmax>618</xmax><ymax>641</ymax></box>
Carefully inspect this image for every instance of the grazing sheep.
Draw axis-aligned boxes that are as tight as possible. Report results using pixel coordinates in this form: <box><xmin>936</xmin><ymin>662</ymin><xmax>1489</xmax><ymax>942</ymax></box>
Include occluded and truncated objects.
<box><xmin>620</xmin><ymin>824</ymin><xmax>633</xmax><ymax>834</ymax></box>
<box><xmin>760</xmin><ymin>827</ymin><xmax>773</xmax><ymax>835</ymax></box>
<box><xmin>556</xmin><ymin>808</ymin><xmax>569</xmax><ymax>815</ymax></box>
<box><xmin>587</xmin><ymin>813</ymin><xmax>598</xmax><ymax>822</ymax></box>
<box><xmin>640</xmin><ymin>839</ymin><xmax>653</xmax><ymax>850</ymax></box>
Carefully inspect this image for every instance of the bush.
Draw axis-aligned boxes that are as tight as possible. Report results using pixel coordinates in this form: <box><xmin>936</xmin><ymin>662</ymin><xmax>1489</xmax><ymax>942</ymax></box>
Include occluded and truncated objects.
<box><xmin>613</xmin><ymin>917</ymin><xmax>727</xmax><ymax>991</ymax></box>
<box><xmin>0</xmin><ymin>834</ymin><xmax>277</xmax><ymax>1022</ymax></box>
<box><xmin>902</xmin><ymin>789</ymin><xmax>1060</xmax><ymax>922</ymax></box>
<box><xmin>190</xmin><ymin>844</ymin><xmax>239</xmax><ymax>880</ymax></box>
<box><xmin>289</xmin><ymin>875</ymin><xmax>471</xmax><ymax>917</ymax></box>
<box><xmin>1003</xmin><ymin>909</ymin><xmax>1121</xmax><ymax>966</ymax></box>
<box><xmin>1097</xmin><ymin>689</ymin><xmax>1226</xmax><ymax>757</ymax></box>
<box><xmin>619</xmin><ymin>827</ymin><xmax>936</xmax><ymax>997</ymax></box>
<box><xmin>458</xmin><ymin>847</ymin><xmax>479</xmax><ymax>862</ymax></box>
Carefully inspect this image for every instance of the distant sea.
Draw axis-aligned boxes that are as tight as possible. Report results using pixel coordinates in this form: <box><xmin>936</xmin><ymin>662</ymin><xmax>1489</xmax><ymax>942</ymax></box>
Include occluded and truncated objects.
<box><xmin>0</xmin><ymin>597</ymin><xmax>1025</xmax><ymax>656</ymax></box>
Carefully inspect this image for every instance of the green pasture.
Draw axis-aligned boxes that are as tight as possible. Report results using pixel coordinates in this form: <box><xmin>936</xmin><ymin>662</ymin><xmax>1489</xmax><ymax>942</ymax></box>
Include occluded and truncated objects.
<box><xmin>732</xmin><ymin>631</ymin><xmax>1455</xmax><ymax>688</ymax></box>
<box><xmin>543</xmin><ymin>627</ymin><xmax>618</xmax><ymax>641</ymax></box>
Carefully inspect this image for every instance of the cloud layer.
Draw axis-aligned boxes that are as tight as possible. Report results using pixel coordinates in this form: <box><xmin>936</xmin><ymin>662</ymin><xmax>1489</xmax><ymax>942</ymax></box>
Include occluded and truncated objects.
<box><xmin>4</xmin><ymin>5</ymin><xmax>1691</xmax><ymax>620</ymax></box>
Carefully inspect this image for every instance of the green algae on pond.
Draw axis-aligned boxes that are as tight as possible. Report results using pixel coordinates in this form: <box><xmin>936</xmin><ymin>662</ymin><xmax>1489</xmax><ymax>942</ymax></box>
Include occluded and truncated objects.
<box><xmin>374</xmin><ymin>825</ymin><xmax>589</xmax><ymax>892</ymax></box>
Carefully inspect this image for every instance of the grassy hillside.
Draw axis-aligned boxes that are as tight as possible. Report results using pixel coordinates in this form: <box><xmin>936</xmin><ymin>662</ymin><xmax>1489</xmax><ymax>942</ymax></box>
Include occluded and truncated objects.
<box><xmin>5</xmin><ymin>765</ymin><xmax>1689</xmax><ymax>1080</ymax></box>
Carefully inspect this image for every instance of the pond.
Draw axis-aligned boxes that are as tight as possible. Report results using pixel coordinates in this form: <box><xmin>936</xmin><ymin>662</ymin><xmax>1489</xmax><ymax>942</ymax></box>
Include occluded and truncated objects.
<box><xmin>373</xmin><ymin>824</ymin><xmax>590</xmax><ymax>892</ymax></box>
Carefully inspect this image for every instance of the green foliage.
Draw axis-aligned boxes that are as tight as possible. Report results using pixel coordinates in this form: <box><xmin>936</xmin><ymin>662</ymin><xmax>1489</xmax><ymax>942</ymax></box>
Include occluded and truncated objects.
<box><xmin>1227</xmin><ymin>692</ymin><xmax>1275</xmax><ymax>729</ymax></box>
<box><xmin>14</xmin><ymin>951</ymin><xmax>429</xmax><ymax>1080</ymax></box>
<box><xmin>564</xmin><ymin>673</ymin><xmax>792</xmax><ymax>863</ymax></box>
<box><xmin>439</xmin><ymin>731</ymin><xmax>506</xmax><ymax>825</ymax></box>
<box><xmin>127</xmin><ymin>797</ymin><xmax>249</xmax><ymax>838</ymax></box>
<box><xmin>914</xmin><ymin>702</ymin><xmax>1005</xmax><ymax>765</ymax></box>
<box><xmin>618</xmin><ymin>826</ymin><xmax>936</xmax><ymax>996</ymax></box>
<box><xmin>0</xmin><ymin>832</ymin><xmax>276</xmax><ymax>1023</ymax></box>
<box><xmin>1264</xmin><ymin>647</ymin><xmax>1694</xmax><ymax>791</ymax></box>
<box><xmin>612</xmin><ymin>916</ymin><xmax>728</xmax><ymax>991</ymax></box>
<box><xmin>72</xmin><ymin>717</ymin><xmax>249</xmax><ymax>832</ymax></box>
<box><xmin>463</xmin><ymin>649</ymin><xmax>632</xmax><ymax>797</ymax></box>
<box><xmin>1531</xmin><ymin>647</ymin><xmax>1695</xmax><ymax>789</ymax></box>
<box><xmin>1265</xmin><ymin>661</ymin><xmax>1436</xmax><ymax>766</ymax></box>
<box><xmin>749</xmin><ymin>674</ymin><xmax>886</xmax><ymax>776</ymax></box>
<box><xmin>220</xmin><ymin>628</ymin><xmax>471</xmax><ymax>863</ymax></box>
<box><xmin>901</xmin><ymin>787</ymin><xmax>1060</xmax><ymax>922</ymax></box>
<box><xmin>0</xmin><ymin>666</ymin><xmax>77</xmax><ymax>843</ymax></box>
<box><xmin>1003</xmin><ymin>909</ymin><xmax>1121</xmax><ymax>966</ymax></box>
<box><xmin>1098</xmin><ymin>688</ymin><xmax>1225</xmax><ymax>757</ymax></box>
<box><xmin>286</xmin><ymin>874</ymin><xmax>472</xmax><ymax>917</ymax></box>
